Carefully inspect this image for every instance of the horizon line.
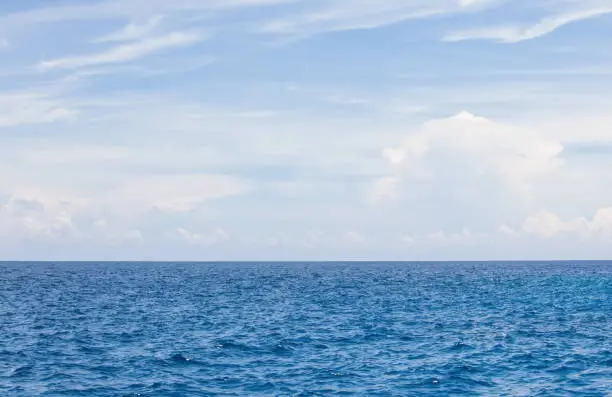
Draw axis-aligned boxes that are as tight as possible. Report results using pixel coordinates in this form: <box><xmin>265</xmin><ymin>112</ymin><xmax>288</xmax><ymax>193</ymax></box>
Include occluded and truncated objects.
<box><xmin>1</xmin><ymin>259</ymin><xmax>611</xmax><ymax>264</ymax></box>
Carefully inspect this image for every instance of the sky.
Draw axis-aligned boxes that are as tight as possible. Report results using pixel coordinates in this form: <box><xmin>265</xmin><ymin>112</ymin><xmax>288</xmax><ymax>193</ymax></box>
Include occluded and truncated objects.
<box><xmin>1</xmin><ymin>0</ymin><xmax>612</xmax><ymax>261</ymax></box>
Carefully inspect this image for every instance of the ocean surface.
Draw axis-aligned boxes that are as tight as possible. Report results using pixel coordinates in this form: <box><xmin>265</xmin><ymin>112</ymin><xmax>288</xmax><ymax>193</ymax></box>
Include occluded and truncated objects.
<box><xmin>1</xmin><ymin>262</ymin><xmax>611</xmax><ymax>396</ymax></box>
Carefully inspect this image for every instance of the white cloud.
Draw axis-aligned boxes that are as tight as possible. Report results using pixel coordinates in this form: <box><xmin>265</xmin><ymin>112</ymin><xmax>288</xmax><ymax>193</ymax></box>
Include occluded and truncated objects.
<box><xmin>0</xmin><ymin>0</ymin><xmax>293</xmax><ymax>31</ymax></box>
<box><xmin>498</xmin><ymin>224</ymin><xmax>517</xmax><ymax>237</ymax></box>
<box><xmin>533</xmin><ymin>114</ymin><xmax>612</xmax><ymax>143</ymax></box>
<box><xmin>401</xmin><ymin>234</ymin><xmax>416</xmax><ymax>245</ymax></box>
<box><xmin>263</xmin><ymin>232</ymin><xmax>286</xmax><ymax>248</ymax></box>
<box><xmin>93</xmin><ymin>15</ymin><xmax>165</xmax><ymax>43</ymax></box>
<box><xmin>590</xmin><ymin>208</ymin><xmax>612</xmax><ymax>234</ymax></box>
<box><xmin>1</xmin><ymin>197</ymin><xmax>44</xmax><ymax>214</ymax></box>
<box><xmin>368</xmin><ymin>111</ymin><xmax>566</xmax><ymax>234</ymax></box>
<box><xmin>176</xmin><ymin>227</ymin><xmax>230</xmax><ymax>246</ymax></box>
<box><xmin>260</xmin><ymin>0</ymin><xmax>500</xmax><ymax>36</ymax></box>
<box><xmin>444</xmin><ymin>7</ymin><xmax>612</xmax><ymax>43</ymax></box>
<box><xmin>375</xmin><ymin>111</ymin><xmax>563</xmax><ymax>197</ymax></box>
<box><xmin>522</xmin><ymin>212</ymin><xmax>571</xmax><ymax>238</ymax></box>
<box><xmin>20</xmin><ymin>146</ymin><xmax>128</xmax><ymax>165</ymax></box>
<box><xmin>344</xmin><ymin>230</ymin><xmax>366</xmax><ymax>244</ymax></box>
<box><xmin>426</xmin><ymin>231</ymin><xmax>448</xmax><ymax>244</ymax></box>
<box><xmin>0</xmin><ymin>193</ymin><xmax>149</xmax><ymax>246</ymax></box>
<box><xmin>110</xmin><ymin>174</ymin><xmax>250</xmax><ymax>212</ymax></box>
<box><xmin>0</xmin><ymin>151</ymin><xmax>250</xmax><ymax>218</ymax></box>
<box><xmin>124</xmin><ymin>230</ymin><xmax>144</xmax><ymax>242</ymax></box>
<box><xmin>0</xmin><ymin>170</ymin><xmax>248</xmax><ymax>246</ymax></box>
<box><xmin>0</xmin><ymin>196</ymin><xmax>76</xmax><ymax>240</ymax></box>
<box><xmin>522</xmin><ymin>208</ymin><xmax>612</xmax><ymax>239</ymax></box>
<box><xmin>0</xmin><ymin>93</ymin><xmax>74</xmax><ymax>127</ymax></box>
<box><xmin>40</xmin><ymin>31</ymin><xmax>203</xmax><ymax>70</ymax></box>
<box><xmin>368</xmin><ymin>176</ymin><xmax>400</xmax><ymax>203</ymax></box>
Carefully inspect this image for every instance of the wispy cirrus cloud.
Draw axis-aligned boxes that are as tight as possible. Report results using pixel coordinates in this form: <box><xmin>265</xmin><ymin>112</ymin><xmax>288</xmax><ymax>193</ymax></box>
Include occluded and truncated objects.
<box><xmin>0</xmin><ymin>0</ymin><xmax>293</xmax><ymax>31</ymax></box>
<box><xmin>259</xmin><ymin>0</ymin><xmax>502</xmax><ymax>36</ymax></box>
<box><xmin>39</xmin><ymin>31</ymin><xmax>204</xmax><ymax>70</ymax></box>
<box><xmin>444</xmin><ymin>6</ymin><xmax>612</xmax><ymax>43</ymax></box>
<box><xmin>0</xmin><ymin>92</ymin><xmax>74</xmax><ymax>127</ymax></box>
<box><xmin>93</xmin><ymin>15</ymin><xmax>165</xmax><ymax>43</ymax></box>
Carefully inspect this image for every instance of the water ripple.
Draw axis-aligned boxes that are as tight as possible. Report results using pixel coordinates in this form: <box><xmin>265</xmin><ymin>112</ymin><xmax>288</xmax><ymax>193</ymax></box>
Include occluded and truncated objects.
<box><xmin>1</xmin><ymin>261</ymin><xmax>611</xmax><ymax>396</ymax></box>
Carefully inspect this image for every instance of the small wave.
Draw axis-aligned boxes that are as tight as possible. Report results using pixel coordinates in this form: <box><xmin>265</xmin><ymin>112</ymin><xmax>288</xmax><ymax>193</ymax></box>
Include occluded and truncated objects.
<box><xmin>445</xmin><ymin>341</ymin><xmax>475</xmax><ymax>352</ymax></box>
<box><xmin>10</xmin><ymin>365</ymin><xmax>34</xmax><ymax>378</ymax></box>
<box><xmin>168</xmin><ymin>353</ymin><xmax>202</xmax><ymax>366</ymax></box>
<box><xmin>4</xmin><ymin>261</ymin><xmax>612</xmax><ymax>396</ymax></box>
<box><xmin>271</xmin><ymin>343</ymin><xmax>295</xmax><ymax>356</ymax></box>
<box><xmin>214</xmin><ymin>340</ymin><xmax>256</xmax><ymax>352</ymax></box>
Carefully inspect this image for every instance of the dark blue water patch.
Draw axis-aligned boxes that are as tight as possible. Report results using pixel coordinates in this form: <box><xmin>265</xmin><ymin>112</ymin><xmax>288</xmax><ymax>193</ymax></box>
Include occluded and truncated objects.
<box><xmin>1</xmin><ymin>261</ymin><xmax>611</xmax><ymax>396</ymax></box>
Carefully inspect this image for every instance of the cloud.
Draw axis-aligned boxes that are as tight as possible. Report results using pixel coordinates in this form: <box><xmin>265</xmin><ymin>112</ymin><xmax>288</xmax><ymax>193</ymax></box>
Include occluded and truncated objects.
<box><xmin>3</xmin><ymin>0</ymin><xmax>612</xmax><ymax>260</ymax></box>
<box><xmin>376</xmin><ymin>111</ymin><xmax>563</xmax><ymax>191</ymax></box>
<box><xmin>39</xmin><ymin>31</ymin><xmax>203</xmax><ymax>70</ymax></box>
<box><xmin>0</xmin><ymin>168</ymin><xmax>250</xmax><ymax>249</ymax></box>
<box><xmin>522</xmin><ymin>208</ymin><xmax>612</xmax><ymax>239</ymax></box>
<box><xmin>0</xmin><ymin>195</ymin><xmax>76</xmax><ymax>240</ymax></box>
<box><xmin>344</xmin><ymin>230</ymin><xmax>366</xmax><ymax>244</ymax></box>
<box><xmin>0</xmin><ymin>0</ymin><xmax>292</xmax><ymax>31</ymax></box>
<box><xmin>1</xmin><ymin>148</ymin><xmax>251</xmax><ymax>215</ymax></box>
<box><xmin>259</xmin><ymin>0</ymin><xmax>501</xmax><ymax>36</ymax></box>
<box><xmin>369</xmin><ymin>111</ymin><xmax>565</xmax><ymax>232</ymax></box>
<box><xmin>1</xmin><ymin>197</ymin><xmax>45</xmax><ymax>217</ymax></box>
<box><xmin>522</xmin><ymin>212</ymin><xmax>573</xmax><ymax>238</ymax></box>
<box><xmin>124</xmin><ymin>229</ymin><xmax>144</xmax><ymax>242</ymax></box>
<box><xmin>175</xmin><ymin>227</ymin><xmax>230</xmax><ymax>246</ymax></box>
<box><xmin>444</xmin><ymin>7</ymin><xmax>612</xmax><ymax>43</ymax></box>
<box><xmin>368</xmin><ymin>176</ymin><xmax>400</xmax><ymax>203</ymax></box>
<box><xmin>0</xmin><ymin>92</ymin><xmax>75</xmax><ymax>127</ymax></box>
<box><xmin>0</xmin><ymin>194</ymin><xmax>148</xmax><ymax>245</ymax></box>
<box><xmin>93</xmin><ymin>15</ymin><xmax>165</xmax><ymax>43</ymax></box>
<box><xmin>20</xmin><ymin>146</ymin><xmax>128</xmax><ymax>165</ymax></box>
<box><xmin>498</xmin><ymin>224</ymin><xmax>517</xmax><ymax>237</ymax></box>
<box><xmin>110</xmin><ymin>174</ymin><xmax>251</xmax><ymax>212</ymax></box>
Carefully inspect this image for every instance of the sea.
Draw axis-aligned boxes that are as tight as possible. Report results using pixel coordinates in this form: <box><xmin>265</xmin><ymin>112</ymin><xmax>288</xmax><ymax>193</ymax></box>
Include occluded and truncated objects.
<box><xmin>1</xmin><ymin>261</ymin><xmax>611</xmax><ymax>396</ymax></box>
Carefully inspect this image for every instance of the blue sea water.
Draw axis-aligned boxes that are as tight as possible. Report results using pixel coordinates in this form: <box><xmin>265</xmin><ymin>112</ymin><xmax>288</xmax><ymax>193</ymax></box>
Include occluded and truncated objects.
<box><xmin>1</xmin><ymin>262</ymin><xmax>611</xmax><ymax>396</ymax></box>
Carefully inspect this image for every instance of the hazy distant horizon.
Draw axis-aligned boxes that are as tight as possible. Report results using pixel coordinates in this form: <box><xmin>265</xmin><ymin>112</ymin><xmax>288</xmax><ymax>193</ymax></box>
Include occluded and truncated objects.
<box><xmin>1</xmin><ymin>259</ymin><xmax>612</xmax><ymax>264</ymax></box>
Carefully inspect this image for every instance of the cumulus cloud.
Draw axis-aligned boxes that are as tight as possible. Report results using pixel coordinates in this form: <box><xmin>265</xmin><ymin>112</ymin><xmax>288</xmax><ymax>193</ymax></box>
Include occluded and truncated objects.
<box><xmin>522</xmin><ymin>208</ymin><xmax>612</xmax><ymax>239</ymax></box>
<box><xmin>344</xmin><ymin>230</ymin><xmax>366</xmax><ymax>244</ymax></box>
<box><xmin>522</xmin><ymin>212</ymin><xmax>572</xmax><ymax>238</ymax></box>
<box><xmin>176</xmin><ymin>227</ymin><xmax>230</xmax><ymax>246</ymax></box>
<box><xmin>124</xmin><ymin>229</ymin><xmax>144</xmax><ymax>242</ymax></box>
<box><xmin>498</xmin><ymin>224</ymin><xmax>517</xmax><ymax>237</ymax></box>
<box><xmin>0</xmin><ymin>196</ymin><xmax>77</xmax><ymax>240</ymax></box>
<box><xmin>1</xmin><ymin>197</ymin><xmax>45</xmax><ymax>217</ymax></box>
<box><xmin>373</xmin><ymin>111</ymin><xmax>563</xmax><ymax>202</ymax></box>
<box><xmin>368</xmin><ymin>111</ymin><xmax>566</xmax><ymax>235</ymax></box>
<box><xmin>406</xmin><ymin>111</ymin><xmax>560</xmax><ymax>178</ymax></box>
<box><xmin>368</xmin><ymin>176</ymin><xmax>400</xmax><ymax>203</ymax></box>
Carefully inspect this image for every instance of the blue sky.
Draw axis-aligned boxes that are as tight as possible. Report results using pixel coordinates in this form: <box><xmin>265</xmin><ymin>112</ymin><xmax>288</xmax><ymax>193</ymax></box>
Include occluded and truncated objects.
<box><xmin>1</xmin><ymin>0</ymin><xmax>612</xmax><ymax>260</ymax></box>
